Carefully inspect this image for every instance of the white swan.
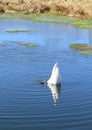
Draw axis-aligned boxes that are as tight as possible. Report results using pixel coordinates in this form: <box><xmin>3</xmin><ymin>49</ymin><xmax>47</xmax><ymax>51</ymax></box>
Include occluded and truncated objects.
<box><xmin>47</xmin><ymin>63</ymin><xmax>61</xmax><ymax>85</ymax></box>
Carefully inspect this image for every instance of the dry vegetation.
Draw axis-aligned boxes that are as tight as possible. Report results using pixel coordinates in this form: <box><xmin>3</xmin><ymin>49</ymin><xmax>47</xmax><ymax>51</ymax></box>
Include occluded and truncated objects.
<box><xmin>0</xmin><ymin>0</ymin><xmax>92</xmax><ymax>18</ymax></box>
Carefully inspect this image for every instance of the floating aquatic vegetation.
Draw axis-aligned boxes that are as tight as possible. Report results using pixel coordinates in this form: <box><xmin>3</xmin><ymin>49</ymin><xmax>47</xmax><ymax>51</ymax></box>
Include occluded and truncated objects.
<box><xmin>0</xmin><ymin>41</ymin><xmax>38</xmax><ymax>48</ymax></box>
<box><xmin>69</xmin><ymin>43</ymin><xmax>92</xmax><ymax>51</ymax></box>
<box><xmin>17</xmin><ymin>42</ymin><xmax>38</xmax><ymax>47</ymax></box>
<box><xmin>70</xmin><ymin>43</ymin><xmax>92</xmax><ymax>56</ymax></box>
<box><xmin>6</xmin><ymin>30</ymin><xmax>31</xmax><ymax>33</ymax></box>
<box><xmin>80</xmin><ymin>51</ymin><xmax>92</xmax><ymax>55</ymax></box>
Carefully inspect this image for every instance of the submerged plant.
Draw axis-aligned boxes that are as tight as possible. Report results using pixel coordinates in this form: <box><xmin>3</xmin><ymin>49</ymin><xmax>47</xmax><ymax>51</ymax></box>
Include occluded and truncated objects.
<box><xmin>69</xmin><ymin>43</ymin><xmax>92</xmax><ymax>51</ymax></box>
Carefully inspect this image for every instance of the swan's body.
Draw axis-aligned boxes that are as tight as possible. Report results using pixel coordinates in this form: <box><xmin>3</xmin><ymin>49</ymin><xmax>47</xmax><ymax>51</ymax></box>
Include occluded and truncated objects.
<box><xmin>47</xmin><ymin>63</ymin><xmax>61</xmax><ymax>85</ymax></box>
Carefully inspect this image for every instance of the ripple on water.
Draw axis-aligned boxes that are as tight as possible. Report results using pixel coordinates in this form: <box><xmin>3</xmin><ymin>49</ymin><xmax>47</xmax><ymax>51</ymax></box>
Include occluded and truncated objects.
<box><xmin>0</xmin><ymin>20</ymin><xmax>92</xmax><ymax>130</ymax></box>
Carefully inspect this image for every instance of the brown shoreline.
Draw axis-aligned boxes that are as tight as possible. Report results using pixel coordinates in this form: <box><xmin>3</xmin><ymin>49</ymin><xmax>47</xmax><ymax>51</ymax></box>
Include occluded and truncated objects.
<box><xmin>0</xmin><ymin>0</ymin><xmax>92</xmax><ymax>19</ymax></box>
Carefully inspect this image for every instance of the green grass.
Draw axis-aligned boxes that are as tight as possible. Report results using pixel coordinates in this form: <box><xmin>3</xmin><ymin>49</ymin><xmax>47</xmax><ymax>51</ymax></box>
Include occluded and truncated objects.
<box><xmin>0</xmin><ymin>13</ymin><xmax>92</xmax><ymax>29</ymax></box>
<box><xmin>6</xmin><ymin>29</ymin><xmax>31</xmax><ymax>33</ymax></box>
<box><xmin>72</xmin><ymin>19</ymin><xmax>92</xmax><ymax>29</ymax></box>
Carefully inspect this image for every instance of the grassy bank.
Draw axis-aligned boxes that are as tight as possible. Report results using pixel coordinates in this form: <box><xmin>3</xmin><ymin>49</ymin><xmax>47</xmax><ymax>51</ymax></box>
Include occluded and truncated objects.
<box><xmin>0</xmin><ymin>0</ymin><xmax>92</xmax><ymax>28</ymax></box>
<box><xmin>0</xmin><ymin>13</ymin><xmax>92</xmax><ymax>29</ymax></box>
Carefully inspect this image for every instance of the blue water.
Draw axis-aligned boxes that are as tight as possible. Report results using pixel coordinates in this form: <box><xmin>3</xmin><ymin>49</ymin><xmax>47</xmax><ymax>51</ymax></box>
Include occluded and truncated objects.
<box><xmin>0</xmin><ymin>20</ymin><xmax>92</xmax><ymax>130</ymax></box>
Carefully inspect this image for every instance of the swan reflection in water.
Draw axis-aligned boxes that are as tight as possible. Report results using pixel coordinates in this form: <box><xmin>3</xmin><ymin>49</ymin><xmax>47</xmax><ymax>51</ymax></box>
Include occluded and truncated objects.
<box><xmin>47</xmin><ymin>83</ymin><xmax>61</xmax><ymax>104</ymax></box>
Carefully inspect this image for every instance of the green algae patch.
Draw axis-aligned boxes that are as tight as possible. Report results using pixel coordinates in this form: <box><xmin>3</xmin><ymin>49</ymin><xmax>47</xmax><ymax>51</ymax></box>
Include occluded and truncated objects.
<box><xmin>6</xmin><ymin>30</ymin><xmax>31</xmax><ymax>33</ymax></box>
<box><xmin>17</xmin><ymin>42</ymin><xmax>38</xmax><ymax>47</ymax></box>
<box><xmin>80</xmin><ymin>51</ymin><xmax>92</xmax><ymax>55</ymax></box>
<box><xmin>69</xmin><ymin>43</ymin><xmax>92</xmax><ymax>51</ymax></box>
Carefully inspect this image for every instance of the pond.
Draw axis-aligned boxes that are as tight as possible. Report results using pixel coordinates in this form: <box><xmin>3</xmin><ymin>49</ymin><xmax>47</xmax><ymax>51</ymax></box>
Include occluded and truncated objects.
<box><xmin>0</xmin><ymin>20</ymin><xmax>92</xmax><ymax>130</ymax></box>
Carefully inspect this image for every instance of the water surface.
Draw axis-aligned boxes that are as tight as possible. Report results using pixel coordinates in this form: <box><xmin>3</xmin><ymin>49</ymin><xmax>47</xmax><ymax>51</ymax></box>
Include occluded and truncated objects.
<box><xmin>0</xmin><ymin>20</ymin><xmax>92</xmax><ymax>130</ymax></box>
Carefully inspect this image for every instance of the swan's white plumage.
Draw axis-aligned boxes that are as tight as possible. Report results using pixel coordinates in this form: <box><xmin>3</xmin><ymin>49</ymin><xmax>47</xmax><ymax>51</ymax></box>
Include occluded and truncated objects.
<box><xmin>47</xmin><ymin>63</ymin><xmax>61</xmax><ymax>85</ymax></box>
